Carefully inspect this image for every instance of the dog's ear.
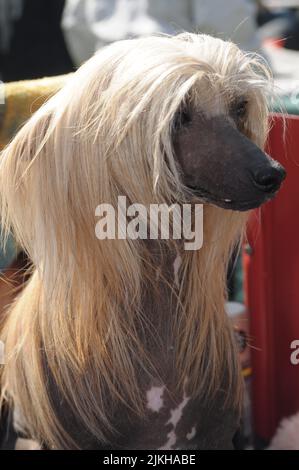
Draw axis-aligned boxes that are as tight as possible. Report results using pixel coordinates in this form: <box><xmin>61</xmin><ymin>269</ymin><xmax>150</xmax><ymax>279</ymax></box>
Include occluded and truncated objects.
<box><xmin>0</xmin><ymin>105</ymin><xmax>53</xmax><ymax>181</ymax></box>
<box><xmin>0</xmin><ymin>106</ymin><xmax>55</xmax><ymax>260</ymax></box>
<box><xmin>0</xmin><ymin>98</ymin><xmax>103</xmax><ymax>272</ymax></box>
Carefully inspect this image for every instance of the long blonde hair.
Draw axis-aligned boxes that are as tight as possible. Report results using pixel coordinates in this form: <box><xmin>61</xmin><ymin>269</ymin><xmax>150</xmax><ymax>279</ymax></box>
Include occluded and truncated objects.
<box><xmin>0</xmin><ymin>33</ymin><xmax>272</xmax><ymax>448</ymax></box>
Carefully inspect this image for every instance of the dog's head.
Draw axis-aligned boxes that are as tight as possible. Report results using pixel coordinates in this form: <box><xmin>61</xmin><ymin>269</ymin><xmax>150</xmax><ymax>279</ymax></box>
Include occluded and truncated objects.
<box><xmin>0</xmin><ymin>33</ymin><xmax>286</xmax><ymax>266</ymax></box>
<box><xmin>172</xmin><ymin>35</ymin><xmax>286</xmax><ymax>211</ymax></box>
<box><xmin>80</xmin><ymin>32</ymin><xmax>284</xmax><ymax>212</ymax></box>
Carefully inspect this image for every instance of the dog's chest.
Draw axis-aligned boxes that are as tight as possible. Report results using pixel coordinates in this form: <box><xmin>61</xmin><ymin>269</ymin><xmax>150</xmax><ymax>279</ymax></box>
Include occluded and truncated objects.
<box><xmin>95</xmin><ymin>250</ymin><xmax>238</xmax><ymax>450</ymax></box>
<box><xmin>108</xmin><ymin>379</ymin><xmax>238</xmax><ymax>450</ymax></box>
<box><xmin>3</xmin><ymin>251</ymin><xmax>238</xmax><ymax>450</ymax></box>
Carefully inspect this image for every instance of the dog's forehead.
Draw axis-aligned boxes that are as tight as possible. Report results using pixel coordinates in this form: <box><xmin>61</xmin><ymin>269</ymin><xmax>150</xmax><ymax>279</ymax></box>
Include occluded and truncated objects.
<box><xmin>198</xmin><ymin>95</ymin><xmax>226</xmax><ymax>118</ymax></box>
<box><xmin>188</xmin><ymin>82</ymin><xmax>249</xmax><ymax>120</ymax></box>
<box><xmin>189</xmin><ymin>89</ymin><xmax>227</xmax><ymax>119</ymax></box>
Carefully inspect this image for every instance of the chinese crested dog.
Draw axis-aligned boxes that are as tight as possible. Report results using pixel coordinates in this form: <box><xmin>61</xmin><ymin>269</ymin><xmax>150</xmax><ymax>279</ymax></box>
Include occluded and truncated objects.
<box><xmin>0</xmin><ymin>33</ymin><xmax>285</xmax><ymax>449</ymax></box>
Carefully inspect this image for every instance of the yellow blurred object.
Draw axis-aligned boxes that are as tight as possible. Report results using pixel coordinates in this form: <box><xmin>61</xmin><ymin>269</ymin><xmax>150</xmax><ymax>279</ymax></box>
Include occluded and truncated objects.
<box><xmin>0</xmin><ymin>74</ymin><xmax>71</xmax><ymax>150</ymax></box>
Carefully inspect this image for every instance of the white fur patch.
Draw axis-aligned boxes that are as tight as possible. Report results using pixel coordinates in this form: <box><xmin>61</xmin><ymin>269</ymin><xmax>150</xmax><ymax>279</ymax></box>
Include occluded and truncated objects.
<box><xmin>173</xmin><ymin>255</ymin><xmax>182</xmax><ymax>287</ymax></box>
<box><xmin>146</xmin><ymin>385</ymin><xmax>165</xmax><ymax>412</ymax></box>
<box><xmin>159</xmin><ymin>430</ymin><xmax>177</xmax><ymax>450</ymax></box>
<box><xmin>167</xmin><ymin>394</ymin><xmax>190</xmax><ymax>428</ymax></box>
<box><xmin>13</xmin><ymin>405</ymin><xmax>27</xmax><ymax>435</ymax></box>
<box><xmin>186</xmin><ymin>426</ymin><xmax>196</xmax><ymax>440</ymax></box>
<box><xmin>15</xmin><ymin>438</ymin><xmax>40</xmax><ymax>450</ymax></box>
<box><xmin>159</xmin><ymin>393</ymin><xmax>191</xmax><ymax>450</ymax></box>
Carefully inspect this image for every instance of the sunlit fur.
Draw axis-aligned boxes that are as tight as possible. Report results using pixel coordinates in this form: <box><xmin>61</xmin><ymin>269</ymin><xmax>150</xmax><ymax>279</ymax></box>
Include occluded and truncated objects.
<box><xmin>0</xmin><ymin>33</ymin><xmax>273</xmax><ymax>449</ymax></box>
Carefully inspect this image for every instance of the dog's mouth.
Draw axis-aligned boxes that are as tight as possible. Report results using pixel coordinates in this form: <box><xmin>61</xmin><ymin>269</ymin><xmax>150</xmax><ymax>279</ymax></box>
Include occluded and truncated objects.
<box><xmin>187</xmin><ymin>186</ymin><xmax>277</xmax><ymax>212</ymax></box>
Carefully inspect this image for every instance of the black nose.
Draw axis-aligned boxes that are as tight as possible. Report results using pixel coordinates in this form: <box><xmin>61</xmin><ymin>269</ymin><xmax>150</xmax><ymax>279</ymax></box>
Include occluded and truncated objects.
<box><xmin>252</xmin><ymin>164</ymin><xmax>286</xmax><ymax>193</ymax></box>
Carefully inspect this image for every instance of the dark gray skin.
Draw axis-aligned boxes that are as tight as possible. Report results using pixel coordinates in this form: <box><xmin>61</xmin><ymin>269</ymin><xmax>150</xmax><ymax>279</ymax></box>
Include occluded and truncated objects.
<box><xmin>173</xmin><ymin>101</ymin><xmax>286</xmax><ymax>211</ymax></box>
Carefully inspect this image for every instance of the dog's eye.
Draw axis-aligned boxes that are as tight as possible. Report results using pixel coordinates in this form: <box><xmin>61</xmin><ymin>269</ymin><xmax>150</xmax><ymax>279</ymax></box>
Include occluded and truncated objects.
<box><xmin>234</xmin><ymin>100</ymin><xmax>248</xmax><ymax>120</ymax></box>
<box><xmin>173</xmin><ymin>106</ymin><xmax>192</xmax><ymax>130</ymax></box>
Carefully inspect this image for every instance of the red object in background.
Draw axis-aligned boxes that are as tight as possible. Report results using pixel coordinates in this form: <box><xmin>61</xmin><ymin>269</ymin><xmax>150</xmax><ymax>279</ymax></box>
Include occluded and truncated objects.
<box><xmin>262</xmin><ymin>38</ymin><xmax>286</xmax><ymax>49</ymax></box>
<box><xmin>244</xmin><ymin>113</ymin><xmax>299</xmax><ymax>444</ymax></box>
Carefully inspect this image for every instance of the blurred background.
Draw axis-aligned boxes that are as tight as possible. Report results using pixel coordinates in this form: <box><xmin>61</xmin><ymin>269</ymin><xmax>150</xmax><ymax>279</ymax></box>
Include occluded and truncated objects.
<box><xmin>0</xmin><ymin>0</ymin><xmax>299</xmax><ymax>451</ymax></box>
<box><xmin>1</xmin><ymin>1</ymin><xmax>299</xmax><ymax>139</ymax></box>
<box><xmin>0</xmin><ymin>0</ymin><xmax>298</xmax><ymax>82</ymax></box>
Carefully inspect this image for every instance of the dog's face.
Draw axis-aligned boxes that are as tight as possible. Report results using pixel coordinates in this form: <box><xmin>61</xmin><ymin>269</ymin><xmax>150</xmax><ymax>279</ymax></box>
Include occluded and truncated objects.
<box><xmin>173</xmin><ymin>97</ymin><xmax>286</xmax><ymax>211</ymax></box>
